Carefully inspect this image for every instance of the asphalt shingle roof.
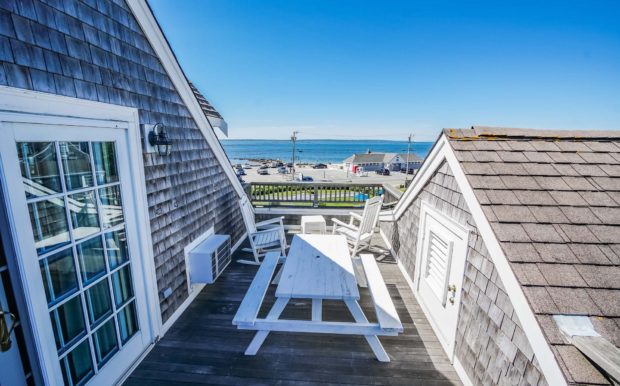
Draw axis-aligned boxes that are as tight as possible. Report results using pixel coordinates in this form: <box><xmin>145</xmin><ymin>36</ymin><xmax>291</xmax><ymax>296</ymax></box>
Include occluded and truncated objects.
<box><xmin>446</xmin><ymin>126</ymin><xmax>620</xmax><ymax>386</ymax></box>
<box><xmin>349</xmin><ymin>153</ymin><xmax>389</xmax><ymax>163</ymax></box>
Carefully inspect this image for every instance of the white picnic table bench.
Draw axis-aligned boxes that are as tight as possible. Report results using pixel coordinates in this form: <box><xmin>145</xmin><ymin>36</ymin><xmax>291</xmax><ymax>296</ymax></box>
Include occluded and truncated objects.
<box><xmin>232</xmin><ymin>234</ymin><xmax>403</xmax><ymax>362</ymax></box>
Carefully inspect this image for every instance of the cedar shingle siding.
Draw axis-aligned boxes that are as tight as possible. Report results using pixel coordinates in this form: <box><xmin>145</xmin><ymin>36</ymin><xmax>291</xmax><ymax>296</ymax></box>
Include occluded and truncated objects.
<box><xmin>0</xmin><ymin>0</ymin><xmax>244</xmax><ymax>321</ymax></box>
<box><xmin>380</xmin><ymin>162</ymin><xmax>546</xmax><ymax>386</ymax></box>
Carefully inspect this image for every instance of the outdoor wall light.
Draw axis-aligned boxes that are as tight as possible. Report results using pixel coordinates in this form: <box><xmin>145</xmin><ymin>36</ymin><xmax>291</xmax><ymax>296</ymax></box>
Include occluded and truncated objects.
<box><xmin>148</xmin><ymin>123</ymin><xmax>172</xmax><ymax>156</ymax></box>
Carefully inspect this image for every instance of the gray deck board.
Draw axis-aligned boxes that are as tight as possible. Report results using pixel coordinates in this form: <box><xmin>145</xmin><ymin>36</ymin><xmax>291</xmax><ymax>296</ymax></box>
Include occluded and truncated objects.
<box><xmin>125</xmin><ymin>234</ymin><xmax>461</xmax><ymax>385</ymax></box>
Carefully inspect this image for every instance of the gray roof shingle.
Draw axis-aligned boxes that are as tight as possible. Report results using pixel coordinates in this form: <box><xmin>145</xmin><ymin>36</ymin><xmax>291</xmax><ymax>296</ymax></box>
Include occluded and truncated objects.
<box><xmin>445</xmin><ymin>126</ymin><xmax>620</xmax><ymax>385</ymax></box>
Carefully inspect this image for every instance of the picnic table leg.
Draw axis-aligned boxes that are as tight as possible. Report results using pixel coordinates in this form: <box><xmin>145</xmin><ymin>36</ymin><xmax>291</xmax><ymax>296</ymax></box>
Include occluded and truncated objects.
<box><xmin>312</xmin><ymin>299</ymin><xmax>322</xmax><ymax>321</ymax></box>
<box><xmin>245</xmin><ymin>297</ymin><xmax>289</xmax><ymax>355</ymax></box>
<box><xmin>344</xmin><ymin>299</ymin><xmax>390</xmax><ymax>362</ymax></box>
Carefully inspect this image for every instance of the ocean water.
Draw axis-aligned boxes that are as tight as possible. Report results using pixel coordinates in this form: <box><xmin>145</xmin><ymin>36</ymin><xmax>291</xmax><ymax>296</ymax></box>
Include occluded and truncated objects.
<box><xmin>221</xmin><ymin>139</ymin><xmax>434</xmax><ymax>164</ymax></box>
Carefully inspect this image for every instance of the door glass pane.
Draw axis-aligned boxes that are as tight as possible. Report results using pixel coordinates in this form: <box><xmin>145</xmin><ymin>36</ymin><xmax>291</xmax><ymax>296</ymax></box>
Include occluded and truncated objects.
<box><xmin>118</xmin><ymin>301</ymin><xmax>138</xmax><ymax>344</ymax></box>
<box><xmin>86</xmin><ymin>279</ymin><xmax>112</xmax><ymax>326</ymax></box>
<box><xmin>94</xmin><ymin>319</ymin><xmax>118</xmax><ymax>366</ymax></box>
<box><xmin>111</xmin><ymin>266</ymin><xmax>133</xmax><ymax>307</ymax></box>
<box><xmin>68</xmin><ymin>191</ymin><xmax>100</xmax><ymax>240</ymax></box>
<box><xmin>16</xmin><ymin>139</ymin><xmax>141</xmax><ymax>379</ymax></box>
<box><xmin>17</xmin><ymin>142</ymin><xmax>62</xmax><ymax>198</ymax></box>
<box><xmin>92</xmin><ymin>142</ymin><xmax>118</xmax><ymax>185</ymax></box>
<box><xmin>77</xmin><ymin>237</ymin><xmax>106</xmax><ymax>283</ymax></box>
<box><xmin>29</xmin><ymin>199</ymin><xmax>70</xmax><ymax>255</ymax></box>
<box><xmin>41</xmin><ymin>248</ymin><xmax>78</xmax><ymax>305</ymax></box>
<box><xmin>50</xmin><ymin>295</ymin><xmax>85</xmax><ymax>350</ymax></box>
<box><xmin>60</xmin><ymin>142</ymin><xmax>93</xmax><ymax>191</ymax></box>
<box><xmin>62</xmin><ymin>339</ymin><xmax>94</xmax><ymax>386</ymax></box>
<box><xmin>99</xmin><ymin>186</ymin><xmax>124</xmax><ymax>229</ymax></box>
<box><xmin>105</xmin><ymin>229</ymin><xmax>129</xmax><ymax>269</ymax></box>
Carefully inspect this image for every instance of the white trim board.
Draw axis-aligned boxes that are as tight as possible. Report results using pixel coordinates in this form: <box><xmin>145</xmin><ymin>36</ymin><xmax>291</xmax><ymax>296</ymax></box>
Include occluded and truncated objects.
<box><xmin>443</xmin><ymin>140</ymin><xmax>567</xmax><ymax>385</ymax></box>
<box><xmin>126</xmin><ymin>0</ymin><xmax>244</xmax><ymax>199</ymax></box>
<box><xmin>378</xmin><ymin>134</ymin><xmax>567</xmax><ymax>386</ymax></box>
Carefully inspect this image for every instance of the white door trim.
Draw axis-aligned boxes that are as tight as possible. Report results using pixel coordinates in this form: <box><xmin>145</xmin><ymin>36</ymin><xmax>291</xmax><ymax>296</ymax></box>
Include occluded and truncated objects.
<box><xmin>0</xmin><ymin>86</ymin><xmax>162</xmax><ymax>384</ymax></box>
<box><xmin>413</xmin><ymin>201</ymin><xmax>469</xmax><ymax>358</ymax></box>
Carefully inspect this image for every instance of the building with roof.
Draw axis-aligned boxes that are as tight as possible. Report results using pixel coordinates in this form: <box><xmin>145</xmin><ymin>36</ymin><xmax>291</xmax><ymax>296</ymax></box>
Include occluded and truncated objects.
<box><xmin>381</xmin><ymin>126</ymin><xmax>620</xmax><ymax>386</ymax></box>
<box><xmin>1</xmin><ymin>0</ymin><xmax>618</xmax><ymax>384</ymax></box>
<box><xmin>386</xmin><ymin>153</ymin><xmax>424</xmax><ymax>171</ymax></box>
<box><xmin>0</xmin><ymin>0</ymin><xmax>245</xmax><ymax>384</ymax></box>
<box><xmin>343</xmin><ymin>152</ymin><xmax>424</xmax><ymax>172</ymax></box>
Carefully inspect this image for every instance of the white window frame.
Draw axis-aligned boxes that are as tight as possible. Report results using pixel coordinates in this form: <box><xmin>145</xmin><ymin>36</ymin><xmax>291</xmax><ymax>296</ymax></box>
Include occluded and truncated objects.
<box><xmin>0</xmin><ymin>86</ymin><xmax>162</xmax><ymax>383</ymax></box>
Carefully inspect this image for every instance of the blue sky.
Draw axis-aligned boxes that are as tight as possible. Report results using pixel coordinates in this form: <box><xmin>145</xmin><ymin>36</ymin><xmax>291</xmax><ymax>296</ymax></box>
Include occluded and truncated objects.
<box><xmin>149</xmin><ymin>0</ymin><xmax>620</xmax><ymax>141</ymax></box>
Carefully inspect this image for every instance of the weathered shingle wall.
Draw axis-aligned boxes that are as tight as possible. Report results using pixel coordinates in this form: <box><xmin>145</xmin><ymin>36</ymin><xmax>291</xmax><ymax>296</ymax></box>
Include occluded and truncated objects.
<box><xmin>380</xmin><ymin>161</ymin><xmax>547</xmax><ymax>386</ymax></box>
<box><xmin>0</xmin><ymin>0</ymin><xmax>244</xmax><ymax>322</ymax></box>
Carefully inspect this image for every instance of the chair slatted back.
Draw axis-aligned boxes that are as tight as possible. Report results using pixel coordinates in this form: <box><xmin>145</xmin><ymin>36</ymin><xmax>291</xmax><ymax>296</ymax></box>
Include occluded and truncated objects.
<box><xmin>239</xmin><ymin>195</ymin><xmax>257</xmax><ymax>234</ymax></box>
<box><xmin>359</xmin><ymin>195</ymin><xmax>383</xmax><ymax>236</ymax></box>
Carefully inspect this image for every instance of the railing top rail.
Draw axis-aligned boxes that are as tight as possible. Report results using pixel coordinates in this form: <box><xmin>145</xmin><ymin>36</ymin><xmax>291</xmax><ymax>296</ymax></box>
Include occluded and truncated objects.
<box><xmin>249</xmin><ymin>182</ymin><xmax>385</xmax><ymax>187</ymax></box>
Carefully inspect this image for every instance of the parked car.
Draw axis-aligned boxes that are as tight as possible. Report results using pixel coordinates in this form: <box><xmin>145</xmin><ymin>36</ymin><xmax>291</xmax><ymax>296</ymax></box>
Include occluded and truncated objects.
<box><xmin>286</xmin><ymin>162</ymin><xmax>293</xmax><ymax>168</ymax></box>
<box><xmin>236</xmin><ymin>169</ymin><xmax>246</xmax><ymax>176</ymax></box>
<box><xmin>257</xmin><ymin>169</ymin><xmax>269</xmax><ymax>175</ymax></box>
<box><xmin>258</xmin><ymin>164</ymin><xmax>268</xmax><ymax>170</ymax></box>
<box><xmin>375</xmin><ymin>168</ymin><xmax>390</xmax><ymax>176</ymax></box>
<box><xmin>271</xmin><ymin>161</ymin><xmax>283</xmax><ymax>168</ymax></box>
<box><xmin>243</xmin><ymin>165</ymin><xmax>252</xmax><ymax>169</ymax></box>
<box><xmin>296</xmin><ymin>173</ymin><xmax>313</xmax><ymax>182</ymax></box>
<box><xmin>312</xmin><ymin>163</ymin><xmax>327</xmax><ymax>169</ymax></box>
<box><xmin>400</xmin><ymin>167</ymin><xmax>416</xmax><ymax>174</ymax></box>
<box><xmin>277</xmin><ymin>166</ymin><xmax>287</xmax><ymax>174</ymax></box>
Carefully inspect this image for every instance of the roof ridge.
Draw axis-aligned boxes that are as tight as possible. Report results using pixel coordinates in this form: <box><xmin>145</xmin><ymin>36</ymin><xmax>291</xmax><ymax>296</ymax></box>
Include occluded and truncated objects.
<box><xmin>444</xmin><ymin>126</ymin><xmax>620</xmax><ymax>140</ymax></box>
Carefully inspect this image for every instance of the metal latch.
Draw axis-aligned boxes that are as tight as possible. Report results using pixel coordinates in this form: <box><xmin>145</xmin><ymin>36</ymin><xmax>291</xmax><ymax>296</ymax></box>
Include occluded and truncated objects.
<box><xmin>447</xmin><ymin>284</ymin><xmax>457</xmax><ymax>305</ymax></box>
<box><xmin>0</xmin><ymin>310</ymin><xmax>17</xmax><ymax>352</ymax></box>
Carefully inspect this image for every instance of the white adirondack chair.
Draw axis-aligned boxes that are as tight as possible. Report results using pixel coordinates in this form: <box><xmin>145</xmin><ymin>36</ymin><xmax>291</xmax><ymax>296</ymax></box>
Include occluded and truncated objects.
<box><xmin>331</xmin><ymin>195</ymin><xmax>384</xmax><ymax>256</ymax></box>
<box><xmin>332</xmin><ymin>195</ymin><xmax>384</xmax><ymax>287</ymax></box>
<box><xmin>238</xmin><ymin>195</ymin><xmax>287</xmax><ymax>265</ymax></box>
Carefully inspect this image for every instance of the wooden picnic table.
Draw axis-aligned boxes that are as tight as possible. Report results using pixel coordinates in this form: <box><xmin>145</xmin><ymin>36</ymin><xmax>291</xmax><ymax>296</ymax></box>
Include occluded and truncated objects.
<box><xmin>233</xmin><ymin>234</ymin><xmax>403</xmax><ymax>362</ymax></box>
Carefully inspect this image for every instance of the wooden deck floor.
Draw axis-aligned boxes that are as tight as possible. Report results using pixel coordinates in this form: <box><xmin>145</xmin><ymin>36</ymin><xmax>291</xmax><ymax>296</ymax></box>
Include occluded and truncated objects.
<box><xmin>124</xmin><ymin>234</ymin><xmax>462</xmax><ymax>385</ymax></box>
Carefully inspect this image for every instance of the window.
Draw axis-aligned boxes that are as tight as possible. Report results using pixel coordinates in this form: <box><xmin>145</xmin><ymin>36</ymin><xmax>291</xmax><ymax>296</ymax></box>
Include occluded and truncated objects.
<box><xmin>19</xmin><ymin>141</ymin><xmax>139</xmax><ymax>386</ymax></box>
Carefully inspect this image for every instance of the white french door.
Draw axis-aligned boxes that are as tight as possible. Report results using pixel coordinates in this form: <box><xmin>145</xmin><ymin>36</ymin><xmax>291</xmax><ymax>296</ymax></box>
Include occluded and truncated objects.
<box><xmin>0</xmin><ymin>122</ymin><xmax>153</xmax><ymax>385</ymax></box>
<box><xmin>415</xmin><ymin>202</ymin><xmax>468</xmax><ymax>358</ymax></box>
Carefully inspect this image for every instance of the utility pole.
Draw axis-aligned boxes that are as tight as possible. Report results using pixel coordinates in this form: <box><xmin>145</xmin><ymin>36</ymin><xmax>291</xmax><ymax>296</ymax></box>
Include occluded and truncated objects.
<box><xmin>405</xmin><ymin>133</ymin><xmax>413</xmax><ymax>187</ymax></box>
<box><xmin>291</xmin><ymin>131</ymin><xmax>299</xmax><ymax>180</ymax></box>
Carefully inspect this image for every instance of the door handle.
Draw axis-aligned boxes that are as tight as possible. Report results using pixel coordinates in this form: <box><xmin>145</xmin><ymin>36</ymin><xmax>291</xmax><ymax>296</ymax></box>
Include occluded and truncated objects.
<box><xmin>447</xmin><ymin>284</ymin><xmax>457</xmax><ymax>305</ymax></box>
<box><xmin>0</xmin><ymin>310</ymin><xmax>17</xmax><ymax>352</ymax></box>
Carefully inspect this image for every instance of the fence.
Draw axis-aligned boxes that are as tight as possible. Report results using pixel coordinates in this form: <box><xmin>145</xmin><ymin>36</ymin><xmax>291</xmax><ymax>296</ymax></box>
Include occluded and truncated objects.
<box><xmin>247</xmin><ymin>182</ymin><xmax>387</xmax><ymax>208</ymax></box>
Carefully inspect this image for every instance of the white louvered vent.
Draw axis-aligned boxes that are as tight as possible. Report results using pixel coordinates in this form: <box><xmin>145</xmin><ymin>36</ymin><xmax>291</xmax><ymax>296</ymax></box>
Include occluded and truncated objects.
<box><xmin>424</xmin><ymin>231</ymin><xmax>453</xmax><ymax>306</ymax></box>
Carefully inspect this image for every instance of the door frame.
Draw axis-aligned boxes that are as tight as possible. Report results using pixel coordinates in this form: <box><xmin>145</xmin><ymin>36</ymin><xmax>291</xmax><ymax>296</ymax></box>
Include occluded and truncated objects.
<box><xmin>0</xmin><ymin>86</ymin><xmax>162</xmax><ymax>383</ymax></box>
<box><xmin>412</xmin><ymin>200</ymin><xmax>469</xmax><ymax>360</ymax></box>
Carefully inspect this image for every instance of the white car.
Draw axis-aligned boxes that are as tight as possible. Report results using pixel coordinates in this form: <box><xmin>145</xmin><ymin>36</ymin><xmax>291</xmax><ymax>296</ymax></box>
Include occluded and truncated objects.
<box><xmin>257</xmin><ymin>169</ymin><xmax>269</xmax><ymax>175</ymax></box>
<box><xmin>277</xmin><ymin>166</ymin><xmax>287</xmax><ymax>174</ymax></box>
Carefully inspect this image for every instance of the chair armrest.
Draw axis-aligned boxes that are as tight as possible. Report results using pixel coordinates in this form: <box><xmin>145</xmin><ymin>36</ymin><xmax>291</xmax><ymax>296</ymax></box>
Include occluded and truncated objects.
<box><xmin>332</xmin><ymin>218</ymin><xmax>359</xmax><ymax>231</ymax></box>
<box><xmin>255</xmin><ymin>216</ymin><xmax>285</xmax><ymax>229</ymax></box>
<box><xmin>250</xmin><ymin>228</ymin><xmax>282</xmax><ymax>238</ymax></box>
<box><xmin>349</xmin><ymin>212</ymin><xmax>363</xmax><ymax>220</ymax></box>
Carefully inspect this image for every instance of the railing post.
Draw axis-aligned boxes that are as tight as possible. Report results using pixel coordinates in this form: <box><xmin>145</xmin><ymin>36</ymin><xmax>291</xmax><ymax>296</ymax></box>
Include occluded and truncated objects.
<box><xmin>313</xmin><ymin>185</ymin><xmax>319</xmax><ymax>207</ymax></box>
